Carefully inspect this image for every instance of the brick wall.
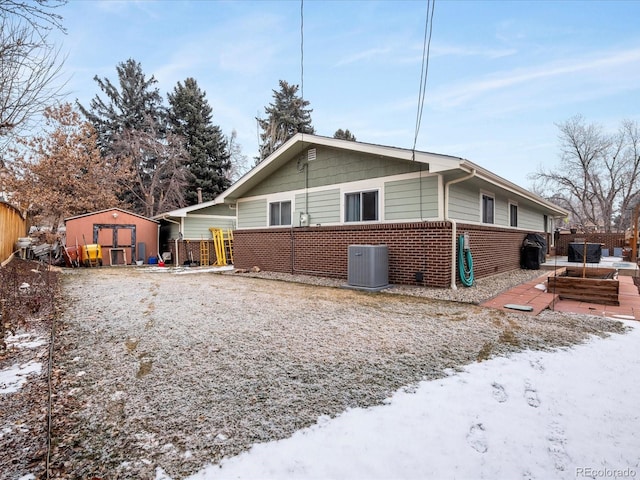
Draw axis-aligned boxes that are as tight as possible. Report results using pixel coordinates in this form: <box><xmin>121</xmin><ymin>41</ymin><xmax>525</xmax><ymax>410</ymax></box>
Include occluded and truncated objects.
<box><xmin>233</xmin><ymin>223</ymin><xmax>540</xmax><ymax>288</ymax></box>
<box><xmin>555</xmin><ymin>232</ymin><xmax>625</xmax><ymax>256</ymax></box>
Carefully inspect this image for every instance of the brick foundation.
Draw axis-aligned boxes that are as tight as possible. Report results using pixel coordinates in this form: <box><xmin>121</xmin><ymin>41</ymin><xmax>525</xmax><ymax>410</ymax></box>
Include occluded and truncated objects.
<box><xmin>233</xmin><ymin>223</ymin><xmax>543</xmax><ymax>288</ymax></box>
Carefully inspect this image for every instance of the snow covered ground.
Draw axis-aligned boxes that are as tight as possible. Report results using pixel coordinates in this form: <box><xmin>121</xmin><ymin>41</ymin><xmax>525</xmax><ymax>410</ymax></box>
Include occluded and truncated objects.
<box><xmin>169</xmin><ymin>320</ymin><xmax>640</xmax><ymax>480</ymax></box>
<box><xmin>3</xmin><ymin>319</ymin><xmax>639</xmax><ymax>480</ymax></box>
<box><xmin>0</xmin><ymin>334</ymin><xmax>45</xmax><ymax>395</ymax></box>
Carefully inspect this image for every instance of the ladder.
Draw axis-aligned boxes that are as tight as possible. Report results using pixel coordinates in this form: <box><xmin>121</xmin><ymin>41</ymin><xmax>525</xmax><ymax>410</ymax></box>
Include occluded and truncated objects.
<box><xmin>209</xmin><ymin>228</ymin><xmax>234</xmax><ymax>266</ymax></box>
<box><xmin>200</xmin><ymin>240</ymin><xmax>210</xmax><ymax>266</ymax></box>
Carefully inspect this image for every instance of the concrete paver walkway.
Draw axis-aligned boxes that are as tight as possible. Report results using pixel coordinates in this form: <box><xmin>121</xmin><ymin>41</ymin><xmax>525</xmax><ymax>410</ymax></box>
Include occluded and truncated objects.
<box><xmin>480</xmin><ymin>270</ymin><xmax>640</xmax><ymax>320</ymax></box>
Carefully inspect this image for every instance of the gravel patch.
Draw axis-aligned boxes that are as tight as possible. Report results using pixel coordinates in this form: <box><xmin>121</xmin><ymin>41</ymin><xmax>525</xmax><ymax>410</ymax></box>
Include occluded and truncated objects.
<box><xmin>45</xmin><ymin>267</ymin><xmax>626</xmax><ymax>479</ymax></box>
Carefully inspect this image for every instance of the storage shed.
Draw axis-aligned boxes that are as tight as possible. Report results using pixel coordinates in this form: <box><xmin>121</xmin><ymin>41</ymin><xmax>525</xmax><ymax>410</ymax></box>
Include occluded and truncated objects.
<box><xmin>64</xmin><ymin>208</ymin><xmax>159</xmax><ymax>266</ymax></box>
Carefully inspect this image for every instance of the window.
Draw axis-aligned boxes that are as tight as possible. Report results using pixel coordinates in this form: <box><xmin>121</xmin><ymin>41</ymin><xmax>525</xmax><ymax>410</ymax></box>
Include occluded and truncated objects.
<box><xmin>509</xmin><ymin>203</ymin><xmax>518</xmax><ymax>227</ymax></box>
<box><xmin>482</xmin><ymin>194</ymin><xmax>494</xmax><ymax>224</ymax></box>
<box><xmin>345</xmin><ymin>190</ymin><xmax>378</xmax><ymax>222</ymax></box>
<box><xmin>269</xmin><ymin>201</ymin><xmax>291</xmax><ymax>226</ymax></box>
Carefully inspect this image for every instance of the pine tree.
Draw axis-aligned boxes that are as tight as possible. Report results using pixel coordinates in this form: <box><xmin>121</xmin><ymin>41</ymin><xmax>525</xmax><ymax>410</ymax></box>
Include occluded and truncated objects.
<box><xmin>167</xmin><ymin>77</ymin><xmax>231</xmax><ymax>204</ymax></box>
<box><xmin>257</xmin><ymin>80</ymin><xmax>314</xmax><ymax>162</ymax></box>
<box><xmin>78</xmin><ymin>59</ymin><xmax>190</xmax><ymax>216</ymax></box>
<box><xmin>78</xmin><ymin>58</ymin><xmax>166</xmax><ymax>151</ymax></box>
<box><xmin>333</xmin><ymin>129</ymin><xmax>356</xmax><ymax>141</ymax></box>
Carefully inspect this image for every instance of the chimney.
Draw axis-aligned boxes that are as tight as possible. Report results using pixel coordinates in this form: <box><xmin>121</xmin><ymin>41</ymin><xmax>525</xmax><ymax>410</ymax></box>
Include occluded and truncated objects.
<box><xmin>197</xmin><ymin>187</ymin><xmax>203</xmax><ymax>204</ymax></box>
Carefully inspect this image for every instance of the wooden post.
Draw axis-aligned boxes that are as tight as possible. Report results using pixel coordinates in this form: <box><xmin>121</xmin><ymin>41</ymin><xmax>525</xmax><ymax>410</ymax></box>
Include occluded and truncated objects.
<box><xmin>632</xmin><ymin>204</ymin><xmax>639</xmax><ymax>264</ymax></box>
<box><xmin>582</xmin><ymin>238</ymin><xmax>587</xmax><ymax>278</ymax></box>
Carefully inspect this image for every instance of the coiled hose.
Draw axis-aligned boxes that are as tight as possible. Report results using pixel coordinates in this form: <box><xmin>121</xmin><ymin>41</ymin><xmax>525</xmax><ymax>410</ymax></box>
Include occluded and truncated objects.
<box><xmin>458</xmin><ymin>235</ymin><xmax>474</xmax><ymax>287</ymax></box>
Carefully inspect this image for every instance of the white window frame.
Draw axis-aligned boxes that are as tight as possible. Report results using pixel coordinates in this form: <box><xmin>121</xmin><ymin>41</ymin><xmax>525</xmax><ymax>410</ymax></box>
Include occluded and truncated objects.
<box><xmin>269</xmin><ymin>200</ymin><xmax>292</xmax><ymax>226</ymax></box>
<box><xmin>344</xmin><ymin>189</ymin><xmax>379</xmax><ymax>222</ymax></box>
<box><xmin>481</xmin><ymin>191</ymin><xmax>495</xmax><ymax>224</ymax></box>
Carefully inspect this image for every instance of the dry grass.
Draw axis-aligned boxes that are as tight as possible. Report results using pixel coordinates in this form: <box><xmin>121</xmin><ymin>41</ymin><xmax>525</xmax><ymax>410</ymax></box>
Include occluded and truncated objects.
<box><xmin>40</xmin><ymin>268</ymin><xmax>626</xmax><ymax>479</ymax></box>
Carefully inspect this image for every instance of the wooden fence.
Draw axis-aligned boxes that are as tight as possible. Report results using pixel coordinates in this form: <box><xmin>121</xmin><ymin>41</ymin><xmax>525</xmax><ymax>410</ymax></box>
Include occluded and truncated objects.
<box><xmin>0</xmin><ymin>202</ymin><xmax>26</xmax><ymax>264</ymax></box>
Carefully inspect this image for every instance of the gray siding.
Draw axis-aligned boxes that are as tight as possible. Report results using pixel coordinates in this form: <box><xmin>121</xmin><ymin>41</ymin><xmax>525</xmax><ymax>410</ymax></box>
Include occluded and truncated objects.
<box><xmin>494</xmin><ymin>194</ymin><xmax>508</xmax><ymax>226</ymax></box>
<box><xmin>384</xmin><ymin>176</ymin><xmax>439</xmax><ymax>220</ymax></box>
<box><xmin>245</xmin><ymin>147</ymin><xmax>423</xmax><ymax>197</ymax></box>
<box><xmin>448</xmin><ymin>178</ymin><xmax>549</xmax><ymax>229</ymax></box>
<box><xmin>294</xmin><ymin>188</ymin><xmax>340</xmax><ymax>226</ymax></box>
<box><xmin>448</xmin><ymin>182</ymin><xmax>480</xmax><ymax>222</ymax></box>
<box><xmin>183</xmin><ymin>215</ymin><xmax>236</xmax><ymax>239</ymax></box>
<box><xmin>237</xmin><ymin>199</ymin><xmax>267</xmax><ymax>228</ymax></box>
<box><xmin>518</xmin><ymin>205</ymin><xmax>544</xmax><ymax>230</ymax></box>
<box><xmin>188</xmin><ymin>204</ymin><xmax>236</xmax><ymax>216</ymax></box>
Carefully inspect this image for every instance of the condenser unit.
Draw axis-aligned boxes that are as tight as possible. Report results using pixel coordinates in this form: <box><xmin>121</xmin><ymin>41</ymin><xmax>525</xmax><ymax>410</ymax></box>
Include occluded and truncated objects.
<box><xmin>347</xmin><ymin>245</ymin><xmax>390</xmax><ymax>291</ymax></box>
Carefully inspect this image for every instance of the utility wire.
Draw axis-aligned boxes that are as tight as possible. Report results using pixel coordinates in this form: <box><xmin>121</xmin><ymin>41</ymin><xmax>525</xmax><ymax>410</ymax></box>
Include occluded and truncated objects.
<box><xmin>300</xmin><ymin>0</ymin><xmax>304</xmax><ymax>104</ymax></box>
<box><xmin>412</xmin><ymin>0</ymin><xmax>435</xmax><ymax>156</ymax></box>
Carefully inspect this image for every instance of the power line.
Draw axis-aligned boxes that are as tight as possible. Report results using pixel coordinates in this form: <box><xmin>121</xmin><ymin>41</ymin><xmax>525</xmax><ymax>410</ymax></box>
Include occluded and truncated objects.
<box><xmin>412</xmin><ymin>0</ymin><xmax>435</xmax><ymax>156</ymax></box>
<box><xmin>300</xmin><ymin>0</ymin><xmax>304</xmax><ymax>104</ymax></box>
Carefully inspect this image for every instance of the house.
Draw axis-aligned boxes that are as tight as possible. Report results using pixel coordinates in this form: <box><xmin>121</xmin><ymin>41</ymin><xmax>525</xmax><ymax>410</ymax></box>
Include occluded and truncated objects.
<box><xmin>64</xmin><ymin>208</ymin><xmax>159</xmax><ymax>266</ymax></box>
<box><xmin>0</xmin><ymin>201</ymin><xmax>26</xmax><ymax>264</ymax></box>
<box><xmin>167</xmin><ymin>134</ymin><xmax>568</xmax><ymax>287</ymax></box>
<box><xmin>153</xmin><ymin>201</ymin><xmax>236</xmax><ymax>266</ymax></box>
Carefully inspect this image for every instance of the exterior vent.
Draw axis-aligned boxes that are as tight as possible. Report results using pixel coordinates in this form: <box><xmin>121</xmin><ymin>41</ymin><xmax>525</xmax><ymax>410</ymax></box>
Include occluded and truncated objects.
<box><xmin>307</xmin><ymin>148</ymin><xmax>316</xmax><ymax>161</ymax></box>
<box><xmin>347</xmin><ymin>245</ymin><xmax>390</xmax><ymax>291</ymax></box>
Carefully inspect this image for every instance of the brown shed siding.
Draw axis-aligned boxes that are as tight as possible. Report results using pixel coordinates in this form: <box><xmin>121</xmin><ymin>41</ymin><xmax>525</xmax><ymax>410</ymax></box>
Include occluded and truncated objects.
<box><xmin>0</xmin><ymin>202</ymin><xmax>26</xmax><ymax>263</ymax></box>
<box><xmin>233</xmin><ymin>222</ymin><xmax>536</xmax><ymax>288</ymax></box>
<box><xmin>65</xmin><ymin>209</ymin><xmax>159</xmax><ymax>265</ymax></box>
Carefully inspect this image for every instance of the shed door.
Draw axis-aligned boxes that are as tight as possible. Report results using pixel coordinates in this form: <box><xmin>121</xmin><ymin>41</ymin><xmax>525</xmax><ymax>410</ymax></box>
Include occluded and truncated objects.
<box><xmin>93</xmin><ymin>224</ymin><xmax>137</xmax><ymax>265</ymax></box>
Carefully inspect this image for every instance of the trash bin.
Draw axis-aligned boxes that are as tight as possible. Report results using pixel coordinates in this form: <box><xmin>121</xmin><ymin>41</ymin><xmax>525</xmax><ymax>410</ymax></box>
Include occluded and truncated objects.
<box><xmin>521</xmin><ymin>244</ymin><xmax>541</xmax><ymax>270</ymax></box>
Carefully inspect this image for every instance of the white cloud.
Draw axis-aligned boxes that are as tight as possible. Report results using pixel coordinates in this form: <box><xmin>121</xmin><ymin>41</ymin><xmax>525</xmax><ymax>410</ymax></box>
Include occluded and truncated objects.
<box><xmin>430</xmin><ymin>46</ymin><xmax>640</xmax><ymax>109</ymax></box>
<box><xmin>334</xmin><ymin>47</ymin><xmax>392</xmax><ymax>67</ymax></box>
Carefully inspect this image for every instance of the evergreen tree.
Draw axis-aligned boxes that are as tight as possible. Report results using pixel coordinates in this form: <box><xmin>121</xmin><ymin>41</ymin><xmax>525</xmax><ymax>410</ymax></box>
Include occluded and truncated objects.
<box><xmin>78</xmin><ymin>59</ymin><xmax>190</xmax><ymax>215</ymax></box>
<box><xmin>333</xmin><ymin>129</ymin><xmax>356</xmax><ymax>141</ymax></box>
<box><xmin>256</xmin><ymin>80</ymin><xmax>314</xmax><ymax>162</ymax></box>
<box><xmin>78</xmin><ymin>58</ymin><xmax>166</xmax><ymax>152</ymax></box>
<box><xmin>167</xmin><ymin>77</ymin><xmax>231</xmax><ymax>204</ymax></box>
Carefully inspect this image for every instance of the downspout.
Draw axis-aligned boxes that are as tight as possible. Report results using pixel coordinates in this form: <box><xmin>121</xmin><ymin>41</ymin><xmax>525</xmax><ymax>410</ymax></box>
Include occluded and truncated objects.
<box><xmin>444</xmin><ymin>168</ymin><xmax>476</xmax><ymax>290</ymax></box>
<box><xmin>160</xmin><ymin>216</ymin><xmax>182</xmax><ymax>267</ymax></box>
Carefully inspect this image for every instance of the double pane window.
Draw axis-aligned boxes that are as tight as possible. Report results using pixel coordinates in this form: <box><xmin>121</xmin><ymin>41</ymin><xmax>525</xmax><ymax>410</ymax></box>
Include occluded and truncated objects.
<box><xmin>269</xmin><ymin>201</ymin><xmax>291</xmax><ymax>226</ymax></box>
<box><xmin>345</xmin><ymin>191</ymin><xmax>378</xmax><ymax>222</ymax></box>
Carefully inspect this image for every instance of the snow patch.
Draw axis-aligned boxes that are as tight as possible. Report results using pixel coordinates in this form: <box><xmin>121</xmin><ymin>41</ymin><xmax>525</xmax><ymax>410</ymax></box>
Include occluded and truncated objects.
<box><xmin>0</xmin><ymin>361</ymin><xmax>42</xmax><ymax>394</ymax></box>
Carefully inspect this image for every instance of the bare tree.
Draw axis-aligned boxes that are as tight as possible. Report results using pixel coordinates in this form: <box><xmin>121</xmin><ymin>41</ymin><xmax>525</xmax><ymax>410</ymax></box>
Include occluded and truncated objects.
<box><xmin>0</xmin><ymin>0</ymin><xmax>67</xmax><ymax>35</ymax></box>
<box><xmin>226</xmin><ymin>129</ymin><xmax>250</xmax><ymax>183</ymax></box>
<box><xmin>109</xmin><ymin>116</ymin><xmax>192</xmax><ymax>217</ymax></box>
<box><xmin>530</xmin><ymin>115</ymin><xmax>640</xmax><ymax>232</ymax></box>
<box><xmin>4</xmin><ymin>103</ymin><xmax>124</xmax><ymax>229</ymax></box>
<box><xmin>0</xmin><ymin>1</ymin><xmax>66</xmax><ymax>138</ymax></box>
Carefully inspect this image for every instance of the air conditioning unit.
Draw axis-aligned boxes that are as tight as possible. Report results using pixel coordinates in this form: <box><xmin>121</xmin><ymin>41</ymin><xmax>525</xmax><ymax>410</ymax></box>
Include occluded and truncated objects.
<box><xmin>347</xmin><ymin>245</ymin><xmax>390</xmax><ymax>291</ymax></box>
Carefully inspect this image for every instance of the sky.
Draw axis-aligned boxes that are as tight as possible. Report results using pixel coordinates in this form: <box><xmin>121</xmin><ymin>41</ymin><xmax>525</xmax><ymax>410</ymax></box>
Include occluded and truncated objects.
<box><xmin>48</xmin><ymin>0</ymin><xmax>640</xmax><ymax>188</ymax></box>
<box><xmin>7</xmin><ymin>320</ymin><xmax>637</xmax><ymax>479</ymax></box>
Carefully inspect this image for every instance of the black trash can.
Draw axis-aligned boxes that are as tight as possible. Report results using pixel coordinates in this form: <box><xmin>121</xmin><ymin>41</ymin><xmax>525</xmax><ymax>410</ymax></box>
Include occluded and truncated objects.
<box><xmin>521</xmin><ymin>244</ymin><xmax>541</xmax><ymax>270</ymax></box>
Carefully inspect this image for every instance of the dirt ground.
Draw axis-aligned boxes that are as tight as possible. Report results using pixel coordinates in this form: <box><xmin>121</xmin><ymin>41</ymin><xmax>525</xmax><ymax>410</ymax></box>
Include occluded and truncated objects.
<box><xmin>1</xmin><ymin>265</ymin><xmax>626</xmax><ymax>479</ymax></box>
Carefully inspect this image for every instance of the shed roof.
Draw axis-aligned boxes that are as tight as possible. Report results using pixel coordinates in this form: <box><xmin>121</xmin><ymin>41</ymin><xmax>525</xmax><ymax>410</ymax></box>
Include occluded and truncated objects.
<box><xmin>64</xmin><ymin>207</ymin><xmax>159</xmax><ymax>223</ymax></box>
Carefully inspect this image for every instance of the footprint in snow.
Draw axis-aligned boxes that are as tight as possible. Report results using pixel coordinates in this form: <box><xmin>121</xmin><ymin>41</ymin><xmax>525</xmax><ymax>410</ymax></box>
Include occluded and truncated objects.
<box><xmin>529</xmin><ymin>358</ymin><xmax>545</xmax><ymax>372</ymax></box>
<box><xmin>466</xmin><ymin>423</ymin><xmax>488</xmax><ymax>453</ymax></box>
<box><xmin>491</xmin><ymin>382</ymin><xmax>508</xmax><ymax>403</ymax></box>
<box><xmin>547</xmin><ymin>421</ymin><xmax>571</xmax><ymax>471</ymax></box>
<box><xmin>524</xmin><ymin>382</ymin><xmax>540</xmax><ymax>408</ymax></box>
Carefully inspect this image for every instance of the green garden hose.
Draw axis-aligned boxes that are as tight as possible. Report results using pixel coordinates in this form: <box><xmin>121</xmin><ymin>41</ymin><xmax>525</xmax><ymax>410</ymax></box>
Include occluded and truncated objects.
<box><xmin>458</xmin><ymin>235</ymin><xmax>474</xmax><ymax>287</ymax></box>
